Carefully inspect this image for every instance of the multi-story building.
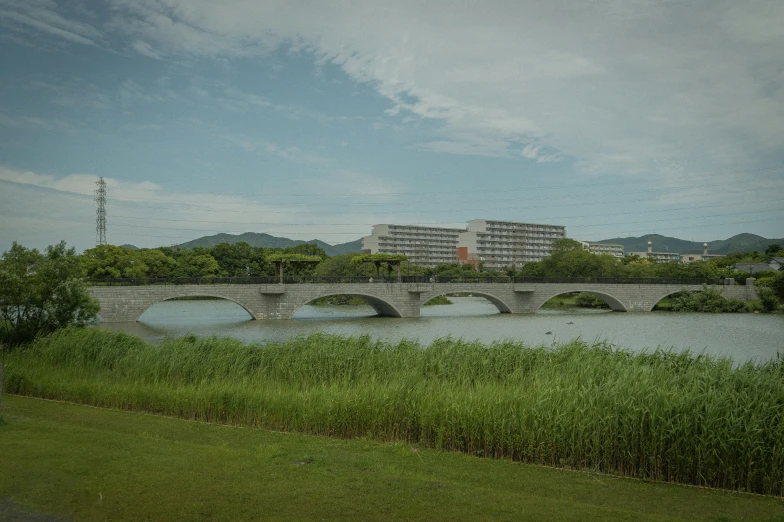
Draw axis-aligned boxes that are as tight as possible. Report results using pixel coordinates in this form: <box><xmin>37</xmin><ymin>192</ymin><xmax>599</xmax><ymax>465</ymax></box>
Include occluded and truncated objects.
<box><xmin>580</xmin><ymin>241</ymin><xmax>624</xmax><ymax>258</ymax></box>
<box><xmin>362</xmin><ymin>224</ymin><xmax>462</xmax><ymax>267</ymax></box>
<box><xmin>629</xmin><ymin>241</ymin><xmax>680</xmax><ymax>263</ymax></box>
<box><xmin>458</xmin><ymin>219</ymin><xmax>566</xmax><ymax>270</ymax></box>
<box><xmin>680</xmin><ymin>244</ymin><xmax>724</xmax><ymax>264</ymax></box>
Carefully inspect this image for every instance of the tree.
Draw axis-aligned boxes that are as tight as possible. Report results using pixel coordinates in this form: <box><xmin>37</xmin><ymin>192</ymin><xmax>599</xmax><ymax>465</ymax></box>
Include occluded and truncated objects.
<box><xmin>137</xmin><ymin>249</ymin><xmax>179</xmax><ymax>278</ymax></box>
<box><xmin>770</xmin><ymin>272</ymin><xmax>784</xmax><ymax>301</ymax></box>
<box><xmin>208</xmin><ymin>242</ymin><xmax>268</xmax><ymax>277</ymax></box>
<box><xmin>551</xmin><ymin>238</ymin><xmax>585</xmax><ymax>256</ymax></box>
<box><xmin>285</xmin><ymin>243</ymin><xmax>328</xmax><ymax>260</ymax></box>
<box><xmin>765</xmin><ymin>244</ymin><xmax>782</xmax><ymax>256</ymax></box>
<box><xmin>81</xmin><ymin>244</ymin><xmax>142</xmax><ymax>279</ymax></box>
<box><xmin>0</xmin><ymin>242</ymin><xmax>99</xmax><ymax>346</ymax></box>
<box><xmin>170</xmin><ymin>249</ymin><xmax>220</xmax><ymax>278</ymax></box>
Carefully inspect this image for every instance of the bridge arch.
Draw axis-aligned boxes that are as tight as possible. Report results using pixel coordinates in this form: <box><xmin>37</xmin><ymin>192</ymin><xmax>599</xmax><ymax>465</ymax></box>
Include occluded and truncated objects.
<box><xmin>135</xmin><ymin>293</ymin><xmax>257</xmax><ymax>321</ymax></box>
<box><xmin>534</xmin><ymin>289</ymin><xmax>628</xmax><ymax>312</ymax></box>
<box><xmin>295</xmin><ymin>292</ymin><xmax>405</xmax><ymax>318</ymax></box>
<box><xmin>421</xmin><ymin>291</ymin><xmax>514</xmax><ymax>314</ymax></box>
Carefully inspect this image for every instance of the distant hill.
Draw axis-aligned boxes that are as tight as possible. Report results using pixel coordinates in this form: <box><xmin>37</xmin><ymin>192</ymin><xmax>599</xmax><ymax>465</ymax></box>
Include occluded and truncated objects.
<box><xmin>172</xmin><ymin>232</ymin><xmax>363</xmax><ymax>257</ymax></box>
<box><xmin>595</xmin><ymin>233</ymin><xmax>784</xmax><ymax>255</ymax></box>
<box><xmin>120</xmin><ymin>244</ymin><xmax>140</xmax><ymax>250</ymax></box>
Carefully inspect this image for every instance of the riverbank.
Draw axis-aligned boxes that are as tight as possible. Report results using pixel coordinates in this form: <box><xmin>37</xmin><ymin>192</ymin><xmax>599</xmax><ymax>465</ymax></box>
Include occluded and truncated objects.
<box><xmin>4</xmin><ymin>328</ymin><xmax>783</xmax><ymax>496</ymax></box>
<box><xmin>4</xmin><ymin>396</ymin><xmax>782</xmax><ymax>520</ymax></box>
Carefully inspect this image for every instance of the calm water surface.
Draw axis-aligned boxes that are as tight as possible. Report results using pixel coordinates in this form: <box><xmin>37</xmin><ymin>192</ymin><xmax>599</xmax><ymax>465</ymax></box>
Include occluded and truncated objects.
<box><xmin>99</xmin><ymin>297</ymin><xmax>784</xmax><ymax>363</ymax></box>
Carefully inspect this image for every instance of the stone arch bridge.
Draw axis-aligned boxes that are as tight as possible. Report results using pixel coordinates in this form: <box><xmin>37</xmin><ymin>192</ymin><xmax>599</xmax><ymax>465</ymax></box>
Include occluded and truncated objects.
<box><xmin>88</xmin><ymin>279</ymin><xmax>757</xmax><ymax>322</ymax></box>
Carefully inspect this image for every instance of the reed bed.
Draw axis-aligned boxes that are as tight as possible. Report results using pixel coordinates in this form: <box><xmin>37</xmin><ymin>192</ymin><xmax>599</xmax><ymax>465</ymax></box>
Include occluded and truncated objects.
<box><xmin>3</xmin><ymin>327</ymin><xmax>783</xmax><ymax>495</ymax></box>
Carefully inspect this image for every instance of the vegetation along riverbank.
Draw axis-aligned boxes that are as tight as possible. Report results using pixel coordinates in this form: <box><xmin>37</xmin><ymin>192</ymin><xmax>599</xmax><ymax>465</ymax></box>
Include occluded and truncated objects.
<box><xmin>3</xmin><ymin>395</ymin><xmax>783</xmax><ymax>521</ymax></box>
<box><xmin>4</xmin><ymin>328</ymin><xmax>783</xmax><ymax>496</ymax></box>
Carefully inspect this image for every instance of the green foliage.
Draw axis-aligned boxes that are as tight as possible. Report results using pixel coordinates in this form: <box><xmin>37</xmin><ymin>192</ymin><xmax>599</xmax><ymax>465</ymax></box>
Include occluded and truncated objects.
<box><xmin>574</xmin><ymin>292</ymin><xmax>609</xmax><ymax>308</ymax></box>
<box><xmin>168</xmin><ymin>249</ymin><xmax>220</xmax><ymax>277</ymax></box>
<box><xmin>756</xmin><ymin>287</ymin><xmax>779</xmax><ymax>312</ymax></box>
<box><xmin>423</xmin><ymin>295</ymin><xmax>453</xmax><ymax>305</ymax></box>
<box><xmin>0</xmin><ymin>242</ymin><xmax>98</xmax><ymax>346</ymax></box>
<box><xmin>266</xmin><ymin>253</ymin><xmax>322</xmax><ymax>263</ymax></box>
<box><xmin>350</xmin><ymin>253</ymin><xmax>407</xmax><ymax>278</ymax></box>
<box><xmin>7</xmin><ymin>328</ymin><xmax>784</xmax><ymax>495</ymax></box>
<box><xmin>314</xmin><ymin>253</ymin><xmax>373</xmax><ymax>277</ymax></box>
<box><xmin>765</xmin><ymin>244</ymin><xmax>783</xmax><ymax>256</ymax></box>
<box><xmin>669</xmin><ymin>287</ymin><xmax>749</xmax><ymax>313</ymax></box>
<box><xmin>425</xmin><ymin>263</ymin><xmax>507</xmax><ymax>281</ymax></box>
<box><xmin>284</xmin><ymin>243</ymin><xmax>328</xmax><ymax>260</ymax></box>
<box><xmin>81</xmin><ymin>244</ymin><xmax>144</xmax><ymax>278</ymax></box>
<box><xmin>309</xmin><ymin>295</ymin><xmax>366</xmax><ymax>305</ymax></box>
<box><xmin>770</xmin><ymin>272</ymin><xmax>784</xmax><ymax>300</ymax></box>
<box><xmin>551</xmin><ymin>238</ymin><xmax>585</xmax><ymax>255</ymax></box>
<box><xmin>349</xmin><ymin>254</ymin><xmax>408</xmax><ymax>264</ymax></box>
<box><xmin>207</xmin><ymin>242</ymin><xmax>268</xmax><ymax>277</ymax></box>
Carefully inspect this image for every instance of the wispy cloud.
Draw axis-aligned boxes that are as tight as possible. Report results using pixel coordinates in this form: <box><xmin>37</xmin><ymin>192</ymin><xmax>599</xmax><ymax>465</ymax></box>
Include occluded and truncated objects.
<box><xmin>0</xmin><ymin>111</ymin><xmax>72</xmax><ymax>130</ymax></box>
<box><xmin>218</xmin><ymin>134</ymin><xmax>331</xmax><ymax>165</ymax></box>
<box><xmin>0</xmin><ymin>0</ymin><xmax>102</xmax><ymax>46</ymax></box>
<box><xmin>105</xmin><ymin>0</ymin><xmax>784</xmax><ymax>179</ymax></box>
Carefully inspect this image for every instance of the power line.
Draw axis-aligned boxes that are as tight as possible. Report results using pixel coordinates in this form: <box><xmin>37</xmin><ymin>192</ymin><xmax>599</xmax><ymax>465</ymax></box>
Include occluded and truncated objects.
<box><xmin>104</xmin><ymin>208</ymin><xmax>780</xmax><ymax>236</ymax></box>
<box><xmin>89</xmin><ymin>216</ymin><xmax>784</xmax><ymax>244</ymax></box>
<box><xmin>103</xmin><ymin>174</ymin><xmax>784</xmax><ymax>208</ymax></box>
<box><xmin>56</xmin><ymin>164</ymin><xmax>784</xmax><ymax>200</ymax></box>
<box><xmin>108</xmin><ymin>197</ymin><xmax>782</xmax><ymax>227</ymax></box>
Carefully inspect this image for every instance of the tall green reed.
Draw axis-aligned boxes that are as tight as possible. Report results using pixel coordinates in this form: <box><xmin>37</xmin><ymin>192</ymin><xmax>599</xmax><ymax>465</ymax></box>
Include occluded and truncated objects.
<box><xmin>4</xmin><ymin>327</ymin><xmax>783</xmax><ymax>495</ymax></box>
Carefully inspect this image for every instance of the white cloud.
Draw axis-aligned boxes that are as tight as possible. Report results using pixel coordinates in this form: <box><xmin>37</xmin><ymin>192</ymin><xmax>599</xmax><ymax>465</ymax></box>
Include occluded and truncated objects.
<box><xmin>105</xmin><ymin>0</ymin><xmax>784</xmax><ymax>179</ymax></box>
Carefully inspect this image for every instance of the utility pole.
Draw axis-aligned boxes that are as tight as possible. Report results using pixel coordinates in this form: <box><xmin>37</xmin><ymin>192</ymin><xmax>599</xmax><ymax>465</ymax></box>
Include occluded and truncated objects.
<box><xmin>95</xmin><ymin>177</ymin><xmax>107</xmax><ymax>246</ymax></box>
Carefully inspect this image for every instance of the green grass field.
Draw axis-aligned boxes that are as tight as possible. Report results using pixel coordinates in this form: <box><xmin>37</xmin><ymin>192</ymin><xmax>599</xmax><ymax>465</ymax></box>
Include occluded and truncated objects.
<box><xmin>2</xmin><ymin>396</ymin><xmax>783</xmax><ymax>521</ymax></box>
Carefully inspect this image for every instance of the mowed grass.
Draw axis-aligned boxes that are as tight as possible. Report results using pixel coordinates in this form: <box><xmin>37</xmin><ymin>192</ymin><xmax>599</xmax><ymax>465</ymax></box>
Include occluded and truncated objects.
<box><xmin>2</xmin><ymin>396</ymin><xmax>784</xmax><ymax>521</ymax></box>
<box><xmin>4</xmin><ymin>327</ymin><xmax>784</xmax><ymax>495</ymax></box>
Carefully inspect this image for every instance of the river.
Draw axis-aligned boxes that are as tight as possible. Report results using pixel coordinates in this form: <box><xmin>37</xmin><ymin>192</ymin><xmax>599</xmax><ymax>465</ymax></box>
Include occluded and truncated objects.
<box><xmin>97</xmin><ymin>297</ymin><xmax>784</xmax><ymax>363</ymax></box>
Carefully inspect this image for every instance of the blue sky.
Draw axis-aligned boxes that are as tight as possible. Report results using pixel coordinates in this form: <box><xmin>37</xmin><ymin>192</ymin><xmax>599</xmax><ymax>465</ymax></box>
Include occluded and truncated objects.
<box><xmin>1</xmin><ymin>0</ymin><xmax>783</xmax><ymax>253</ymax></box>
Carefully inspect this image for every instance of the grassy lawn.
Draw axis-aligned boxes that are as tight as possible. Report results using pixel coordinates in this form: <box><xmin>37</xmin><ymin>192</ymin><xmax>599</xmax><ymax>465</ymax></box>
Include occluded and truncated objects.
<box><xmin>1</xmin><ymin>396</ymin><xmax>783</xmax><ymax>521</ymax></box>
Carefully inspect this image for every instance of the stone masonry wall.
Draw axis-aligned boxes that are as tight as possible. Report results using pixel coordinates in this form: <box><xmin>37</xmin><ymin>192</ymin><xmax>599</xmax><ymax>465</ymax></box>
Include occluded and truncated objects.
<box><xmin>88</xmin><ymin>281</ymin><xmax>758</xmax><ymax>322</ymax></box>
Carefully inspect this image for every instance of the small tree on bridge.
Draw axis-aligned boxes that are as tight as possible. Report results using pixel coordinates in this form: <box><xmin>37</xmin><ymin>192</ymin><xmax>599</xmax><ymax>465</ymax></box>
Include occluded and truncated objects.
<box><xmin>265</xmin><ymin>253</ymin><xmax>322</xmax><ymax>283</ymax></box>
<box><xmin>350</xmin><ymin>254</ymin><xmax>408</xmax><ymax>282</ymax></box>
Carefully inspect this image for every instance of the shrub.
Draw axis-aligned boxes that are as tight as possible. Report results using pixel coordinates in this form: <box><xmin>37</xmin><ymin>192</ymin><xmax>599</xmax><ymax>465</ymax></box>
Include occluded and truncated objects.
<box><xmin>757</xmin><ymin>287</ymin><xmax>779</xmax><ymax>312</ymax></box>
<box><xmin>575</xmin><ymin>293</ymin><xmax>609</xmax><ymax>308</ymax></box>
<box><xmin>670</xmin><ymin>287</ymin><xmax>748</xmax><ymax>313</ymax></box>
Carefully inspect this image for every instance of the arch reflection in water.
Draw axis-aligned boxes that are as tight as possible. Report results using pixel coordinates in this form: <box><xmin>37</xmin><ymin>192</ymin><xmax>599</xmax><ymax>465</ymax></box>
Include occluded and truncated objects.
<box><xmin>100</xmin><ymin>297</ymin><xmax>784</xmax><ymax>364</ymax></box>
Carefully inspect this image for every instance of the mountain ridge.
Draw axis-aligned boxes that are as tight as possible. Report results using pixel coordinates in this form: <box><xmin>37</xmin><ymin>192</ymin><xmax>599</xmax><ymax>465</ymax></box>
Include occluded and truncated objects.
<box><xmin>595</xmin><ymin>233</ymin><xmax>783</xmax><ymax>255</ymax></box>
<box><xmin>171</xmin><ymin>232</ymin><xmax>363</xmax><ymax>257</ymax></box>
<box><xmin>120</xmin><ymin>231</ymin><xmax>783</xmax><ymax>257</ymax></box>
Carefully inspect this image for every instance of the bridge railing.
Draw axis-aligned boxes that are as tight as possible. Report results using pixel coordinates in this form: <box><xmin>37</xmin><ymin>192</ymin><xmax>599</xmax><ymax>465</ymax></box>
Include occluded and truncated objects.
<box><xmin>86</xmin><ymin>276</ymin><xmax>726</xmax><ymax>286</ymax></box>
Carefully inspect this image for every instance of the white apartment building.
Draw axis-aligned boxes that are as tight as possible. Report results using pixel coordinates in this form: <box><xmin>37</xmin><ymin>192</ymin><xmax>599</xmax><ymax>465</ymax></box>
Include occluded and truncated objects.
<box><xmin>581</xmin><ymin>241</ymin><xmax>624</xmax><ymax>258</ymax></box>
<box><xmin>362</xmin><ymin>224</ymin><xmax>462</xmax><ymax>267</ymax></box>
<box><xmin>458</xmin><ymin>219</ymin><xmax>566</xmax><ymax>270</ymax></box>
<box><xmin>629</xmin><ymin>241</ymin><xmax>680</xmax><ymax>263</ymax></box>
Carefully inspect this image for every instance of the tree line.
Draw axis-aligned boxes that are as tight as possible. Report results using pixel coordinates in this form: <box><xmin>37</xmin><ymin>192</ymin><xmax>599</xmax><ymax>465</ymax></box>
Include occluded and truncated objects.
<box><xmin>2</xmin><ymin>239</ymin><xmax>783</xmax><ymax>346</ymax></box>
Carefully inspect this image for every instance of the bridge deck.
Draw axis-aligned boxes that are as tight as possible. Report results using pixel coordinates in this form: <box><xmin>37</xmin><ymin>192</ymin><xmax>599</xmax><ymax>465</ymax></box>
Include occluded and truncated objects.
<box><xmin>87</xmin><ymin>280</ymin><xmax>756</xmax><ymax>322</ymax></box>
